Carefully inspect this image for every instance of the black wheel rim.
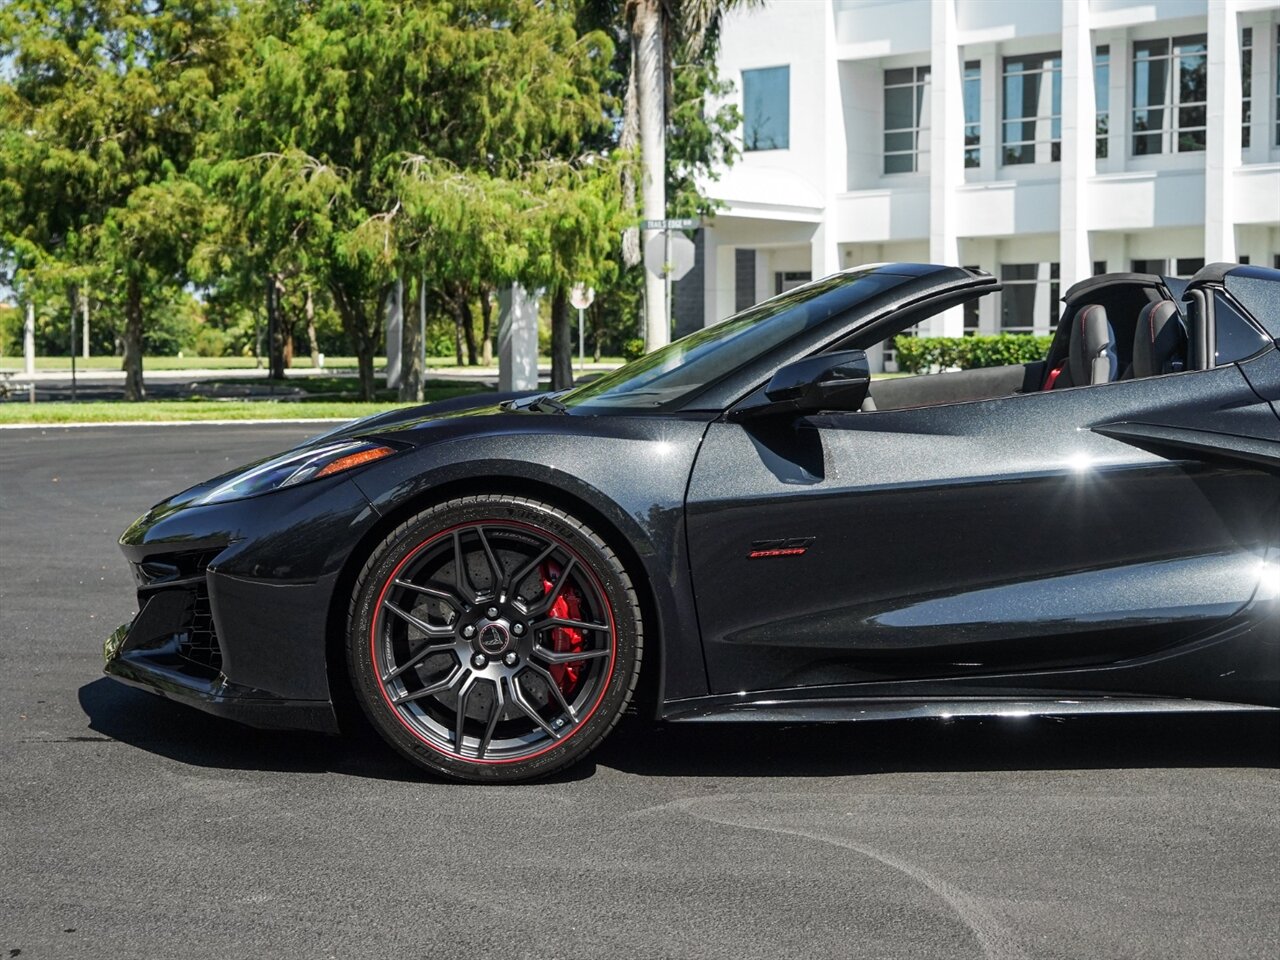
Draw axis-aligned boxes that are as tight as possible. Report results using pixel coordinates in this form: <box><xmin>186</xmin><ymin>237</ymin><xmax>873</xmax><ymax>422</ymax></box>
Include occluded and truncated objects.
<box><xmin>370</xmin><ymin>520</ymin><xmax>616</xmax><ymax>764</ymax></box>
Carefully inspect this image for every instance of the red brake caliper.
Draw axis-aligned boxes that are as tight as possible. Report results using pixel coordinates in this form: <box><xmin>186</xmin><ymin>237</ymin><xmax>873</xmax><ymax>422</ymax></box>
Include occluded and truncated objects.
<box><xmin>540</xmin><ymin>562</ymin><xmax>585</xmax><ymax>694</ymax></box>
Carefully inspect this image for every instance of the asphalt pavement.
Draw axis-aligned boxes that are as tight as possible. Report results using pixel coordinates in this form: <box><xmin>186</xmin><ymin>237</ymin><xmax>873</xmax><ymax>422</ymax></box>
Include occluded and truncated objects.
<box><xmin>2</xmin><ymin>423</ymin><xmax>1278</xmax><ymax>959</ymax></box>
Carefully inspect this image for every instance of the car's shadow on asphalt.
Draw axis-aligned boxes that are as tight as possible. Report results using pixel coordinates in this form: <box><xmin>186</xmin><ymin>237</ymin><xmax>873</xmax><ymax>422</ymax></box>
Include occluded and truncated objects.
<box><xmin>80</xmin><ymin>677</ymin><xmax>1280</xmax><ymax>783</ymax></box>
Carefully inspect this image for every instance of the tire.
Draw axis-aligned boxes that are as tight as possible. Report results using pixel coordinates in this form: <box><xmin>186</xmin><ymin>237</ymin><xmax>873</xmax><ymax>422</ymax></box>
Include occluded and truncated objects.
<box><xmin>348</xmin><ymin>494</ymin><xmax>643</xmax><ymax>782</ymax></box>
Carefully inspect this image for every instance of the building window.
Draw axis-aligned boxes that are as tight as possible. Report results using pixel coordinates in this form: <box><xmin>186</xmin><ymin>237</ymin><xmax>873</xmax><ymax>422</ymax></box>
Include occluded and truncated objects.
<box><xmin>884</xmin><ymin>66</ymin><xmax>931</xmax><ymax>173</ymax></box>
<box><xmin>963</xmin><ymin>266</ymin><xmax>981</xmax><ymax>332</ymax></box>
<box><xmin>1132</xmin><ymin>259</ymin><xmax>1167</xmax><ymax>274</ymax></box>
<box><xmin>734</xmin><ymin>249</ymin><xmax>757</xmax><ymax>312</ymax></box>
<box><xmin>1000</xmin><ymin>262</ymin><xmax>1059</xmax><ymax>334</ymax></box>
<box><xmin>1093</xmin><ymin>260</ymin><xmax>1108</xmax><ymax>276</ymax></box>
<box><xmin>775</xmin><ymin>271</ymin><xmax>811</xmax><ymax>295</ymax></box>
<box><xmin>1242</xmin><ymin>27</ymin><xmax>1253</xmax><ymax>149</ymax></box>
<box><xmin>963</xmin><ymin>61</ymin><xmax>980</xmax><ymax>168</ymax></box>
<box><xmin>1002</xmin><ymin>52</ymin><xmax>1061</xmax><ymax>165</ymax></box>
<box><xmin>1095</xmin><ymin>45</ymin><xmax>1110</xmax><ymax>158</ymax></box>
<box><xmin>1132</xmin><ymin>35</ymin><xmax>1207</xmax><ymax>155</ymax></box>
<box><xmin>743</xmin><ymin>66</ymin><xmax>789</xmax><ymax>151</ymax></box>
<box><xmin>1176</xmin><ymin>258</ymin><xmax>1205</xmax><ymax>277</ymax></box>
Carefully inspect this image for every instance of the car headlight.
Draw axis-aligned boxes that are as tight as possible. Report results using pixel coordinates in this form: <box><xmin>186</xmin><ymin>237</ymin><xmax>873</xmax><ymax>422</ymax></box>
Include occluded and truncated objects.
<box><xmin>196</xmin><ymin>440</ymin><xmax>399</xmax><ymax>505</ymax></box>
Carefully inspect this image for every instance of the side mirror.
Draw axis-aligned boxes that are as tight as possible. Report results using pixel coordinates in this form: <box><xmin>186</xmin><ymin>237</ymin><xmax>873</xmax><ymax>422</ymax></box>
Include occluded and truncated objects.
<box><xmin>732</xmin><ymin>349</ymin><xmax>871</xmax><ymax>420</ymax></box>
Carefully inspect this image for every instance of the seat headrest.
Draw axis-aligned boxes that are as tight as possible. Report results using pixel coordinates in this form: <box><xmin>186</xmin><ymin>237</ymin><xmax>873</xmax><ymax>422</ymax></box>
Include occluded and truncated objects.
<box><xmin>1069</xmin><ymin>304</ymin><xmax>1118</xmax><ymax>386</ymax></box>
<box><xmin>1131</xmin><ymin>300</ymin><xmax>1186</xmax><ymax>378</ymax></box>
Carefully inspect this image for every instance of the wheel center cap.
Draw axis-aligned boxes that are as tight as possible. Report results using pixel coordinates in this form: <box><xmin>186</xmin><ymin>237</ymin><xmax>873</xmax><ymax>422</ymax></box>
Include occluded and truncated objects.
<box><xmin>476</xmin><ymin>622</ymin><xmax>511</xmax><ymax>656</ymax></box>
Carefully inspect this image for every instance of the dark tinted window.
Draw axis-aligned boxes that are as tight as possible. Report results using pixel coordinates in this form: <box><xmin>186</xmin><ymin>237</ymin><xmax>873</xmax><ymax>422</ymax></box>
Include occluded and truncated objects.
<box><xmin>561</xmin><ymin>270</ymin><xmax>913</xmax><ymax>410</ymax></box>
<box><xmin>1214</xmin><ymin>291</ymin><xmax>1272</xmax><ymax>363</ymax></box>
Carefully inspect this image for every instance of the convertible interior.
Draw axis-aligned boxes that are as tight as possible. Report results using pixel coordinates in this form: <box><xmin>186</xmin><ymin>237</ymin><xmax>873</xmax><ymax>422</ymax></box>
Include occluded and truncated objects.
<box><xmin>858</xmin><ymin>273</ymin><xmax>1190</xmax><ymax>413</ymax></box>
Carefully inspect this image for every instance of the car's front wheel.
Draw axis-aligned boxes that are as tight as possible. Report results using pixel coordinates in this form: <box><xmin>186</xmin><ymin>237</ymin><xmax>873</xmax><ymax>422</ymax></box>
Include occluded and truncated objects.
<box><xmin>348</xmin><ymin>494</ymin><xmax>643</xmax><ymax>782</ymax></box>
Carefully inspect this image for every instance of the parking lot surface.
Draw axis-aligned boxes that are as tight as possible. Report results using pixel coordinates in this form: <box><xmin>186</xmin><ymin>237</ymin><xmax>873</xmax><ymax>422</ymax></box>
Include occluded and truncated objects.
<box><xmin>2</xmin><ymin>423</ymin><xmax>1278</xmax><ymax>959</ymax></box>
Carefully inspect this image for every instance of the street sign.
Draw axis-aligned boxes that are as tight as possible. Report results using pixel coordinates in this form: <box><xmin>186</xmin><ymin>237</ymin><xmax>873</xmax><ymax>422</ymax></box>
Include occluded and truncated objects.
<box><xmin>641</xmin><ymin>218</ymin><xmax>698</xmax><ymax>231</ymax></box>
<box><xmin>570</xmin><ymin>284</ymin><xmax>595</xmax><ymax>310</ymax></box>
<box><xmin>644</xmin><ymin>233</ymin><xmax>696</xmax><ymax>281</ymax></box>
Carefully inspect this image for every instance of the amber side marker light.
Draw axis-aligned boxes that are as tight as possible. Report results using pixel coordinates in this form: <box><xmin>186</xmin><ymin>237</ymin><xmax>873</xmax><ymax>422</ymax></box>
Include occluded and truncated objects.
<box><xmin>315</xmin><ymin>445</ymin><xmax>397</xmax><ymax>478</ymax></box>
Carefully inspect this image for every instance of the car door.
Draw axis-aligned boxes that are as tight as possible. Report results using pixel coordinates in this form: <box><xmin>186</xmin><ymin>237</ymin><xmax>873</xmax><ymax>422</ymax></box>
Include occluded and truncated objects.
<box><xmin>684</xmin><ymin>326</ymin><xmax>1280</xmax><ymax>700</ymax></box>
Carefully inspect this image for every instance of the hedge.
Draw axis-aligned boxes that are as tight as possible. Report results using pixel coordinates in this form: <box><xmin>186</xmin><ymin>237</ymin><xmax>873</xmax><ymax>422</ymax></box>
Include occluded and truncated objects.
<box><xmin>892</xmin><ymin>334</ymin><xmax>1054</xmax><ymax>374</ymax></box>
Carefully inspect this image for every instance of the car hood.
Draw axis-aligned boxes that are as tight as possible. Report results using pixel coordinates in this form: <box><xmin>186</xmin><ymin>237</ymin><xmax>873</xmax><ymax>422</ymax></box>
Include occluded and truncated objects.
<box><xmin>306</xmin><ymin>388</ymin><xmax>537</xmax><ymax>446</ymax></box>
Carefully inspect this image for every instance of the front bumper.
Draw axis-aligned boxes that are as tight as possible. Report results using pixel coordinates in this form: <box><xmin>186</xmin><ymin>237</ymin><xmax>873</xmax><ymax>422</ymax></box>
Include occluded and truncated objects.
<box><xmin>104</xmin><ymin>621</ymin><xmax>339</xmax><ymax>733</ymax></box>
<box><xmin>102</xmin><ymin>474</ymin><xmax>382</xmax><ymax>735</ymax></box>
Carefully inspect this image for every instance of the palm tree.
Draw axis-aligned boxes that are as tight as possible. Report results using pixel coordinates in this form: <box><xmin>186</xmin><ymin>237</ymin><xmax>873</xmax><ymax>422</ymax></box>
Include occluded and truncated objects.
<box><xmin>623</xmin><ymin>0</ymin><xmax>761</xmax><ymax>351</ymax></box>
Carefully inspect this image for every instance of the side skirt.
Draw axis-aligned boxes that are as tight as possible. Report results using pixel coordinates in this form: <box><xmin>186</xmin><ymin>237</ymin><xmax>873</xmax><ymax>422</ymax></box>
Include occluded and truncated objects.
<box><xmin>661</xmin><ymin>695</ymin><xmax>1278</xmax><ymax>724</ymax></box>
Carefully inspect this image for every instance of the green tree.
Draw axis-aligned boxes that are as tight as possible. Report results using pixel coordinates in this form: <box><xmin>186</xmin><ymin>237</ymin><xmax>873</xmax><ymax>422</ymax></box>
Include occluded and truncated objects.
<box><xmin>212</xmin><ymin>0</ymin><xmax>622</xmax><ymax>400</ymax></box>
<box><xmin>0</xmin><ymin>0</ymin><xmax>240</xmax><ymax>399</ymax></box>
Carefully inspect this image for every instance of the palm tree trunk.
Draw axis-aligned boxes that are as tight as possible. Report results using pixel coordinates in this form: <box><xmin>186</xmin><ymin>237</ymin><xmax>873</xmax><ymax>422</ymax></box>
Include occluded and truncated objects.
<box><xmin>633</xmin><ymin>0</ymin><xmax>668</xmax><ymax>353</ymax></box>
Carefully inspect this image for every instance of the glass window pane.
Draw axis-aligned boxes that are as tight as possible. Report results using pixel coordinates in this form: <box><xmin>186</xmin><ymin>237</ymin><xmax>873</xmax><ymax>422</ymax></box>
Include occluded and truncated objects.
<box><xmin>1000</xmin><ymin>264</ymin><xmax>1037</xmax><ymax>282</ymax></box>
<box><xmin>884</xmin><ymin>67</ymin><xmax>914</xmax><ymax>86</ymax></box>
<box><xmin>1014</xmin><ymin>73</ymin><xmax>1041</xmax><ymax>120</ymax></box>
<box><xmin>884</xmin><ymin>84</ymin><xmax>916</xmax><ymax>130</ymax></box>
<box><xmin>1179</xmin><ymin>53</ymin><xmax>1207</xmax><ymax>103</ymax></box>
<box><xmin>743</xmin><ymin>66</ymin><xmax>790</xmax><ymax>151</ymax></box>
<box><xmin>1134</xmin><ymin>39</ymin><xmax>1169</xmax><ymax>60</ymax></box>
<box><xmin>1133</xmin><ymin>132</ymin><xmax>1161</xmax><ymax>155</ymax></box>
<box><xmin>1134</xmin><ymin>57</ymin><xmax>1168</xmax><ymax>111</ymax></box>
<box><xmin>963</xmin><ymin>65</ymin><xmax>981</xmax><ymax>126</ymax></box>
<box><xmin>884</xmin><ymin>152</ymin><xmax>915</xmax><ymax>174</ymax></box>
<box><xmin>1132</xmin><ymin>107</ymin><xmax>1164</xmax><ymax>132</ymax></box>
<box><xmin>1003</xmin><ymin>143</ymin><xmax>1032</xmax><ymax>165</ymax></box>
<box><xmin>1179</xmin><ymin>105</ymin><xmax>1205</xmax><ymax>129</ymax></box>
<box><xmin>884</xmin><ymin>131</ymin><xmax>915</xmax><ymax>152</ymax></box>
<box><xmin>915</xmin><ymin>76</ymin><xmax>931</xmax><ymax>127</ymax></box>
<box><xmin>1177</xmin><ymin>128</ymin><xmax>1206</xmax><ymax>151</ymax></box>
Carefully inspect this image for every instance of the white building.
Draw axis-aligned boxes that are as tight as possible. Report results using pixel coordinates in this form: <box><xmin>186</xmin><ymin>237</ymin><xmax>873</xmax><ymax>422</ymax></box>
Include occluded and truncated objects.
<box><xmin>684</xmin><ymin>0</ymin><xmax>1280</xmax><ymax>367</ymax></box>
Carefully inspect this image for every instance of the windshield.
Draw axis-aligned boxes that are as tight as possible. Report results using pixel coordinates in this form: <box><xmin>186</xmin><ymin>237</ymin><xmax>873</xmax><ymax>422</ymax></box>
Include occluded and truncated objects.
<box><xmin>560</xmin><ymin>268</ymin><xmax>913</xmax><ymax>411</ymax></box>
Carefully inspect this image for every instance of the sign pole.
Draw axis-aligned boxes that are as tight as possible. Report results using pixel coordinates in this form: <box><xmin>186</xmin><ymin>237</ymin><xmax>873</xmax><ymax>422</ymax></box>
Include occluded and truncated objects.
<box><xmin>70</xmin><ymin>290</ymin><xmax>77</xmax><ymax>403</ymax></box>
<box><xmin>418</xmin><ymin>274</ymin><xmax>427</xmax><ymax>403</ymax></box>
<box><xmin>663</xmin><ymin>228</ymin><xmax>673</xmax><ymax>340</ymax></box>
<box><xmin>577</xmin><ymin>307</ymin><xmax>585</xmax><ymax>373</ymax></box>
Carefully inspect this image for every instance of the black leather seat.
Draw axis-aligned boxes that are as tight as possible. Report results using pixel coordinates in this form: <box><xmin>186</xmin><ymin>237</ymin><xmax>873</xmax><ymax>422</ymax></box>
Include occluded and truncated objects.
<box><xmin>1052</xmin><ymin>303</ymin><xmax>1117</xmax><ymax>388</ymax></box>
<box><xmin>1128</xmin><ymin>300</ymin><xmax>1185</xmax><ymax>378</ymax></box>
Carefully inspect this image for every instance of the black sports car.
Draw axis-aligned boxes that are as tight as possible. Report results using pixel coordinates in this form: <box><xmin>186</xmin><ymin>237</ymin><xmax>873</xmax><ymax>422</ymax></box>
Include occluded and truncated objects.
<box><xmin>105</xmin><ymin>262</ymin><xmax>1280</xmax><ymax>782</ymax></box>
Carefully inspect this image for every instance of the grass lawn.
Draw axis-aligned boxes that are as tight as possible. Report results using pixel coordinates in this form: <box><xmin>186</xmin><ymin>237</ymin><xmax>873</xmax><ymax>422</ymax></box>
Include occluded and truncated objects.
<box><xmin>0</xmin><ymin>355</ymin><xmax>624</xmax><ymax>372</ymax></box>
<box><xmin>1</xmin><ymin>400</ymin><xmax>421</xmax><ymax>424</ymax></box>
<box><xmin>190</xmin><ymin>376</ymin><xmax>485</xmax><ymax>403</ymax></box>
<box><xmin>0</xmin><ymin>381</ymin><xmax>493</xmax><ymax>424</ymax></box>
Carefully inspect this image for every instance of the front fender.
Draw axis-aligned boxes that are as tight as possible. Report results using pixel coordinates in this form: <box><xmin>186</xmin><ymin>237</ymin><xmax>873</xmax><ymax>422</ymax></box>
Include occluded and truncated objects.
<box><xmin>349</xmin><ymin>414</ymin><xmax>712</xmax><ymax>701</ymax></box>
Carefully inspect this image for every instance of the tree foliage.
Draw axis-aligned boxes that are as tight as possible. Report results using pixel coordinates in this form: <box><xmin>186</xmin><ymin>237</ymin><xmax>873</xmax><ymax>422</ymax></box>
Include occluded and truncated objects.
<box><xmin>0</xmin><ymin>0</ymin><xmax>241</xmax><ymax>397</ymax></box>
<box><xmin>1</xmin><ymin>0</ymin><xmax>746</xmax><ymax>396</ymax></box>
